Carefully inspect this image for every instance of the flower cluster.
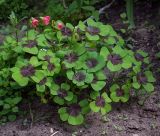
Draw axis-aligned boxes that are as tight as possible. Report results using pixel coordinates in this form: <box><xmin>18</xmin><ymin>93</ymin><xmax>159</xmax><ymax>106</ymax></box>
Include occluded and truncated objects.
<box><xmin>31</xmin><ymin>16</ymin><xmax>64</xmax><ymax>30</ymax></box>
<box><xmin>31</xmin><ymin>16</ymin><xmax>51</xmax><ymax>27</ymax></box>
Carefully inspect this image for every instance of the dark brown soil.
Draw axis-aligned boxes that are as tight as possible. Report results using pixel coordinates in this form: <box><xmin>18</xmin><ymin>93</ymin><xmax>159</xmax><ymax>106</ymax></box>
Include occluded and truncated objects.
<box><xmin>0</xmin><ymin>1</ymin><xmax>160</xmax><ymax>136</ymax></box>
<box><xmin>0</xmin><ymin>91</ymin><xmax>160</xmax><ymax>136</ymax></box>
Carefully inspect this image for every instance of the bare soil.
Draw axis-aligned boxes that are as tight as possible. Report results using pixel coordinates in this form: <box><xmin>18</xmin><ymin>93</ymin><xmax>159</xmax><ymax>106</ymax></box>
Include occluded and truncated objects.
<box><xmin>0</xmin><ymin>0</ymin><xmax>160</xmax><ymax>136</ymax></box>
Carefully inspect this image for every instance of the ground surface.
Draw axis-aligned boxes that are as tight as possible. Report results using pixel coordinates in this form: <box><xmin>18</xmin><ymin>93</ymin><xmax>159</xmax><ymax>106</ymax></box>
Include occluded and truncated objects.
<box><xmin>0</xmin><ymin>1</ymin><xmax>160</xmax><ymax>136</ymax></box>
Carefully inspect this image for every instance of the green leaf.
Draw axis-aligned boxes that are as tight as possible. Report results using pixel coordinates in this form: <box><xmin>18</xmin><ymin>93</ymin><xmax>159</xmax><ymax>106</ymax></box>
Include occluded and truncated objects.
<box><xmin>12</xmin><ymin>72</ymin><xmax>28</xmax><ymax>86</ymax></box>
<box><xmin>8</xmin><ymin>115</ymin><xmax>16</xmax><ymax>122</ymax></box>
<box><xmin>112</xmin><ymin>46</ymin><xmax>127</xmax><ymax>57</ymax></box>
<box><xmin>37</xmin><ymin>34</ymin><xmax>49</xmax><ymax>47</ymax></box>
<box><xmin>78</xmin><ymin>21</ymin><xmax>86</xmax><ymax>31</ymax></box>
<box><xmin>102</xmin><ymin>93</ymin><xmax>112</xmax><ymax>103</ymax></box>
<box><xmin>120</xmin><ymin>95</ymin><xmax>129</xmax><ymax>103</ymax></box>
<box><xmin>36</xmin><ymin>85</ymin><xmax>45</xmax><ymax>93</ymax></box>
<box><xmin>122</xmin><ymin>56</ymin><xmax>133</xmax><ymax>69</ymax></box>
<box><xmin>101</xmin><ymin>103</ymin><xmax>112</xmax><ymax>115</ymax></box>
<box><xmin>91</xmin><ymin>81</ymin><xmax>106</xmax><ymax>91</ymax></box>
<box><xmin>66</xmin><ymin>23</ymin><xmax>74</xmax><ymax>30</ymax></box>
<box><xmin>137</xmin><ymin>50</ymin><xmax>148</xmax><ymax>57</ymax></box>
<box><xmin>99</xmin><ymin>25</ymin><xmax>110</xmax><ymax>36</ymax></box>
<box><xmin>133</xmin><ymin>65</ymin><xmax>141</xmax><ymax>73</ymax></box>
<box><xmin>79</xmin><ymin>99</ymin><xmax>88</xmax><ymax>107</ymax></box>
<box><xmin>4</xmin><ymin>104</ymin><xmax>10</xmax><ymax>109</ymax></box>
<box><xmin>29</xmin><ymin>56</ymin><xmax>41</xmax><ymax>67</ymax></box>
<box><xmin>12</xmin><ymin>107</ymin><xmax>19</xmax><ymax>113</ymax></box>
<box><xmin>90</xmin><ymin>91</ymin><xmax>99</xmax><ymax>100</ymax></box>
<box><xmin>92</xmin><ymin>10</ymin><xmax>99</xmax><ymax>21</ymax></box>
<box><xmin>68</xmin><ymin>114</ymin><xmax>84</xmax><ymax>125</ymax></box>
<box><xmin>73</xmin><ymin>43</ymin><xmax>86</xmax><ymax>56</ymax></box>
<box><xmin>86</xmin><ymin>32</ymin><xmax>99</xmax><ymax>41</ymax></box>
<box><xmin>54</xmin><ymin>96</ymin><xmax>64</xmax><ymax>105</ymax></box>
<box><xmin>67</xmin><ymin>70</ymin><xmax>74</xmax><ymax>80</ymax></box>
<box><xmin>0</xmin><ymin>100</ymin><xmax>3</xmax><ymax>106</ymax></box>
<box><xmin>145</xmin><ymin>71</ymin><xmax>156</xmax><ymax>82</ymax></box>
<box><xmin>90</xmin><ymin>101</ymin><xmax>100</xmax><ymax>112</ymax></box>
<box><xmin>12</xmin><ymin>97</ymin><xmax>22</xmax><ymax>105</ymax></box>
<box><xmin>95</xmin><ymin>70</ymin><xmax>107</xmax><ymax>80</ymax></box>
<box><xmin>100</xmin><ymin>47</ymin><xmax>110</xmax><ymax>60</ymax></box>
<box><xmin>57</xmin><ymin>31</ymin><xmax>63</xmax><ymax>42</ymax></box>
<box><xmin>61</xmin><ymin>83</ymin><xmax>70</xmax><ymax>91</ymax></box>
<box><xmin>143</xmin><ymin>83</ymin><xmax>154</xmax><ymax>93</ymax></box>
<box><xmin>105</xmin><ymin>37</ymin><xmax>116</xmax><ymax>45</ymax></box>
<box><xmin>110</xmin><ymin>84</ymin><xmax>119</xmax><ymax>92</ymax></box>
<box><xmin>27</xmin><ymin>29</ymin><xmax>37</xmax><ymax>40</ymax></box>
<box><xmin>60</xmin><ymin>113</ymin><xmax>69</xmax><ymax>121</ymax></box>
<box><xmin>31</xmin><ymin>70</ymin><xmax>45</xmax><ymax>83</ymax></box>
<box><xmin>50</xmin><ymin>84</ymin><xmax>59</xmax><ymax>95</ymax></box>
<box><xmin>65</xmin><ymin>92</ymin><xmax>73</xmax><ymax>101</ymax></box>
<box><xmin>23</xmin><ymin>47</ymin><xmax>38</xmax><ymax>55</ymax></box>
<box><xmin>120</xmin><ymin>13</ymin><xmax>127</xmax><ymax>19</ymax></box>
<box><xmin>87</xmin><ymin>18</ymin><xmax>96</xmax><ymax>26</ymax></box>
<box><xmin>38</xmin><ymin>50</ymin><xmax>47</xmax><ymax>60</ymax></box>
<box><xmin>132</xmin><ymin>82</ymin><xmax>141</xmax><ymax>89</ymax></box>
<box><xmin>67</xmin><ymin>95</ymin><xmax>78</xmax><ymax>104</ymax></box>
<box><xmin>107</xmin><ymin>61</ymin><xmax>121</xmax><ymax>72</ymax></box>
<box><xmin>85</xmin><ymin>73</ymin><xmax>94</xmax><ymax>83</ymax></box>
<box><xmin>58</xmin><ymin>107</ymin><xmax>67</xmax><ymax>114</ymax></box>
<box><xmin>110</xmin><ymin>92</ymin><xmax>120</xmax><ymax>102</ymax></box>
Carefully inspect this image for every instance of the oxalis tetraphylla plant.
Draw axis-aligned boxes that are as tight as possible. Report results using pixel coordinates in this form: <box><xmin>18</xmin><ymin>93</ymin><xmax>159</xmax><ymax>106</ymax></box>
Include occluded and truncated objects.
<box><xmin>0</xmin><ymin>16</ymin><xmax>155</xmax><ymax>125</ymax></box>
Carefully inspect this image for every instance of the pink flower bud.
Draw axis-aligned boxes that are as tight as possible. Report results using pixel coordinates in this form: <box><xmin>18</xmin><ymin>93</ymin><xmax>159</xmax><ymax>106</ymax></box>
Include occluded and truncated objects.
<box><xmin>31</xmin><ymin>18</ymin><xmax>39</xmax><ymax>28</ymax></box>
<box><xmin>57</xmin><ymin>22</ymin><xmax>64</xmax><ymax>30</ymax></box>
<box><xmin>42</xmin><ymin>16</ymin><xmax>50</xmax><ymax>25</ymax></box>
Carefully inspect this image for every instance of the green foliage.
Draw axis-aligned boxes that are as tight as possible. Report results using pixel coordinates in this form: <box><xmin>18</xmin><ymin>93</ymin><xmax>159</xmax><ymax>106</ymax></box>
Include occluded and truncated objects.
<box><xmin>0</xmin><ymin>50</ymin><xmax>22</xmax><ymax>124</ymax></box>
<box><xmin>0</xmin><ymin>18</ymin><xmax>155</xmax><ymax>125</ymax></box>
<box><xmin>0</xmin><ymin>0</ymin><xmax>30</xmax><ymax>21</ymax></box>
<box><xmin>0</xmin><ymin>0</ymin><xmax>102</xmax><ymax>24</ymax></box>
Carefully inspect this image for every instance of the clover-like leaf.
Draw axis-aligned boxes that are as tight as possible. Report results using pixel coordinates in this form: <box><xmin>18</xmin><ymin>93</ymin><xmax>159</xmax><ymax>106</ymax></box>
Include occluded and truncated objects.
<box><xmin>110</xmin><ymin>84</ymin><xmax>130</xmax><ymax>102</ymax></box>
<box><xmin>67</xmin><ymin>70</ymin><xmax>93</xmax><ymax>86</ymax></box>
<box><xmin>58</xmin><ymin>104</ymin><xmax>85</xmax><ymax>125</ymax></box>
<box><xmin>83</xmin><ymin>52</ymin><xmax>105</xmax><ymax>72</ymax></box>
<box><xmin>50</xmin><ymin>83</ymin><xmax>73</xmax><ymax>105</ymax></box>
<box><xmin>42</xmin><ymin>57</ymin><xmax>61</xmax><ymax>76</ymax></box>
<box><xmin>90</xmin><ymin>92</ymin><xmax>112</xmax><ymax>115</ymax></box>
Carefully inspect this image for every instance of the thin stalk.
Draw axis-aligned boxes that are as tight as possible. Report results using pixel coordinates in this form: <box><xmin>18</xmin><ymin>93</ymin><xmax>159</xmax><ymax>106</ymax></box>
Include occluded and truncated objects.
<box><xmin>15</xmin><ymin>29</ymin><xmax>18</xmax><ymax>44</ymax></box>
<box><xmin>126</xmin><ymin>0</ymin><xmax>135</xmax><ymax>28</ymax></box>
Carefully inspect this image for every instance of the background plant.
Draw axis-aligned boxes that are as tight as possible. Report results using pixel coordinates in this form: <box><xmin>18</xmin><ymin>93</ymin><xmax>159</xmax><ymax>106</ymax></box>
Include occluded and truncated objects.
<box><xmin>0</xmin><ymin>0</ymin><xmax>103</xmax><ymax>24</ymax></box>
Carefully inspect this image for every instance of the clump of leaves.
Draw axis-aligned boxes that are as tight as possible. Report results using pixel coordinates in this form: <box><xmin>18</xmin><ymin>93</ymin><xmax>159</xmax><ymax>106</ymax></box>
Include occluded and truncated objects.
<box><xmin>110</xmin><ymin>84</ymin><xmax>130</xmax><ymax>102</ymax></box>
<box><xmin>67</xmin><ymin>70</ymin><xmax>94</xmax><ymax>86</ymax></box>
<box><xmin>90</xmin><ymin>92</ymin><xmax>112</xmax><ymax>115</ymax></box>
<box><xmin>50</xmin><ymin>83</ymin><xmax>73</xmax><ymax>105</ymax></box>
<box><xmin>58</xmin><ymin>99</ymin><xmax>89</xmax><ymax>125</ymax></box>
<box><xmin>132</xmin><ymin>71</ymin><xmax>156</xmax><ymax>93</ymax></box>
<box><xmin>0</xmin><ymin>17</ymin><xmax>156</xmax><ymax>126</ymax></box>
<box><xmin>45</xmin><ymin>0</ymin><xmax>103</xmax><ymax>24</ymax></box>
